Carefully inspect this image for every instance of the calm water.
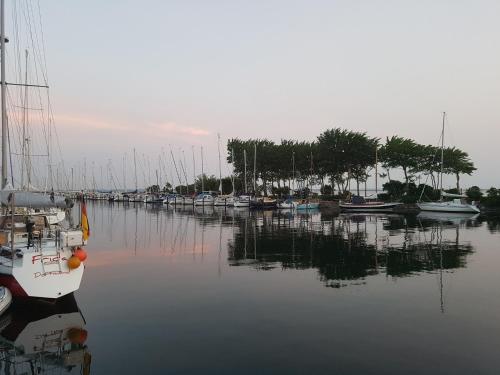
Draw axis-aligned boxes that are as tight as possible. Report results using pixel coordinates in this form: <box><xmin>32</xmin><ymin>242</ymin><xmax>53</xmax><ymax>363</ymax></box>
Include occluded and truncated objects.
<box><xmin>3</xmin><ymin>202</ymin><xmax>500</xmax><ymax>374</ymax></box>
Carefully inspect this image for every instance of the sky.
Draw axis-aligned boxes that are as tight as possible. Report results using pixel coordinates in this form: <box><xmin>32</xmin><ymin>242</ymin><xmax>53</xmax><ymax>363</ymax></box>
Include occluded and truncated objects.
<box><xmin>13</xmin><ymin>0</ymin><xmax>500</xmax><ymax>189</ymax></box>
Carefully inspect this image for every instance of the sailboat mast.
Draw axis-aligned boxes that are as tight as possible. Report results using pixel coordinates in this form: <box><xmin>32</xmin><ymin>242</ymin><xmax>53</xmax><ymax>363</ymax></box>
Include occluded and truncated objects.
<box><xmin>192</xmin><ymin>146</ymin><xmax>196</xmax><ymax>193</ymax></box>
<box><xmin>1</xmin><ymin>0</ymin><xmax>7</xmax><ymax>188</ymax></box>
<box><xmin>292</xmin><ymin>151</ymin><xmax>295</xmax><ymax>194</ymax></box>
<box><xmin>375</xmin><ymin>145</ymin><xmax>378</xmax><ymax>196</ymax></box>
<box><xmin>440</xmin><ymin>112</ymin><xmax>445</xmax><ymax>200</ymax></box>
<box><xmin>200</xmin><ymin>146</ymin><xmax>204</xmax><ymax>192</ymax></box>
<box><xmin>243</xmin><ymin>149</ymin><xmax>247</xmax><ymax>193</ymax></box>
<box><xmin>253</xmin><ymin>143</ymin><xmax>256</xmax><ymax>194</ymax></box>
<box><xmin>231</xmin><ymin>148</ymin><xmax>235</xmax><ymax>193</ymax></box>
<box><xmin>217</xmin><ymin>133</ymin><xmax>222</xmax><ymax>195</ymax></box>
<box><xmin>133</xmin><ymin>148</ymin><xmax>137</xmax><ymax>191</ymax></box>
<box><xmin>21</xmin><ymin>50</ymin><xmax>28</xmax><ymax>189</ymax></box>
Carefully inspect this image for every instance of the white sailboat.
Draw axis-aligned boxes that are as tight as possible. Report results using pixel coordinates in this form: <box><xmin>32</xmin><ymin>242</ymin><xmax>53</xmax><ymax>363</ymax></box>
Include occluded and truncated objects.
<box><xmin>233</xmin><ymin>149</ymin><xmax>251</xmax><ymax>208</ymax></box>
<box><xmin>214</xmin><ymin>134</ymin><xmax>234</xmax><ymax>207</ymax></box>
<box><xmin>0</xmin><ymin>0</ymin><xmax>88</xmax><ymax>300</ymax></box>
<box><xmin>417</xmin><ymin>113</ymin><xmax>480</xmax><ymax>214</ymax></box>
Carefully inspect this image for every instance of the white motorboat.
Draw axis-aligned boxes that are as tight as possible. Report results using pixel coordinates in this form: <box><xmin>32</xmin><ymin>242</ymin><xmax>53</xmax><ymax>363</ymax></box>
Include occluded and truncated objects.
<box><xmin>194</xmin><ymin>192</ymin><xmax>215</xmax><ymax>206</ymax></box>
<box><xmin>214</xmin><ymin>195</ymin><xmax>234</xmax><ymax>207</ymax></box>
<box><xmin>233</xmin><ymin>195</ymin><xmax>252</xmax><ymax>208</ymax></box>
<box><xmin>0</xmin><ymin>286</ymin><xmax>12</xmax><ymax>315</ymax></box>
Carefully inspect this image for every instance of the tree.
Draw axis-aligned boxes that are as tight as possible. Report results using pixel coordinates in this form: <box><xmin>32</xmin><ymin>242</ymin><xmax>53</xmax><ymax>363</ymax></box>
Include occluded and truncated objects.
<box><xmin>443</xmin><ymin>147</ymin><xmax>476</xmax><ymax>190</ymax></box>
<box><xmin>317</xmin><ymin>128</ymin><xmax>378</xmax><ymax>194</ymax></box>
<box><xmin>379</xmin><ymin>136</ymin><xmax>420</xmax><ymax>186</ymax></box>
<box><xmin>466</xmin><ymin>186</ymin><xmax>482</xmax><ymax>201</ymax></box>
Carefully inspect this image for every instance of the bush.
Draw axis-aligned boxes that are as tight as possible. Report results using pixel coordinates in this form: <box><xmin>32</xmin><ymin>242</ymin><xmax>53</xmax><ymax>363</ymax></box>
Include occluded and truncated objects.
<box><xmin>271</xmin><ymin>186</ymin><xmax>290</xmax><ymax>197</ymax></box>
<box><xmin>377</xmin><ymin>193</ymin><xmax>390</xmax><ymax>201</ymax></box>
<box><xmin>321</xmin><ymin>185</ymin><xmax>333</xmax><ymax>195</ymax></box>
<box><xmin>466</xmin><ymin>186</ymin><xmax>483</xmax><ymax>201</ymax></box>
<box><xmin>382</xmin><ymin>180</ymin><xmax>405</xmax><ymax>200</ymax></box>
<box><xmin>483</xmin><ymin>188</ymin><xmax>500</xmax><ymax>207</ymax></box>
<box><xmin>401</xmin><ymin>194</ymin><xmax>419</xmax><ymax>204</ymax></box>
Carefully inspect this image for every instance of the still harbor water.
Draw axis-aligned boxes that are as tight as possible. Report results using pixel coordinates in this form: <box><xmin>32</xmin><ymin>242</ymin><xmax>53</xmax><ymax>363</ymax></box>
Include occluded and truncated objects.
<box><xmin>4</xmin><ymin>202</ymin><xmax>500</xmax><ymax>374</ymax></box>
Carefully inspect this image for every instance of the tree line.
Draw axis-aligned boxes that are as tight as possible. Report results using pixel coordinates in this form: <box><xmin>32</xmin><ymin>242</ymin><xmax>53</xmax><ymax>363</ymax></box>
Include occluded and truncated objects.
<box><xmin>226</xmin><ymin>128</ymin><xmax>475</xmax><ymax>196</ymax></box>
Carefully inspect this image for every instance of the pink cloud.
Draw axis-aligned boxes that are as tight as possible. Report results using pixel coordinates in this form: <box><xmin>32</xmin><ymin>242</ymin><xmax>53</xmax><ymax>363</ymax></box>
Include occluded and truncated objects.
<box><xmin>149</xmin><ymin>122</ymin><xmax>210</xmax><ymax>137</ymax></box>
<box><xmin>54</xmin><ymin>114</ymin><xmax>211</xmax><ymax>138</ymax></box>
<box><xmin>55</xmin><ymin>114</ymin><xmax>128</xmax><ymax>131</ymax></box>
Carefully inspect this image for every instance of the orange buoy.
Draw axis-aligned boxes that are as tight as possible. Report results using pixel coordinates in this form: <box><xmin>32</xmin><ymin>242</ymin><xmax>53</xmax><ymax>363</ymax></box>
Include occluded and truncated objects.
<box><xmin>68</xmin><ymin>256</ymin><xmax>81</xmax><ymax>270</ymax></box>
<box><xmin>67</xmin><ymin>327</ymin><xmax>88</xmax><ymax>344</ymax></box>
<box><xmin>74</xmin><ymin>248</ymin><xmax>88</xmax><ymax>262</ymax></box>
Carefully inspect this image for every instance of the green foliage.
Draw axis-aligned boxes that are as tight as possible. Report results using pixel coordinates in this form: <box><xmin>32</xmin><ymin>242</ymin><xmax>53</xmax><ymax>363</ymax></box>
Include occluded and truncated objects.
<box><xmin>271</xmin><ymin>186</ymin><xmax>290</xmax><ymax>197</ymax></box>
<box><xmin>226</xmin><ymin>128</ymin><xmax>477</xmax><ymax>197</ymax></box>
<box><xmin>466</xmin><ymin>186</ymin><xmax>483</xmax><ymax>201</ymax></box>
<box><xmin>146</xmin><ymin>184</ymin><xmax>160</xmax><ymax>193</ymax></box>
<box><xmin>321</xmin><ymin>184</ymin><xmax>333</xmax><ymax>195</ymax></box>
<box><xmin>382</xmin><ymin>180</ymin><xmax>406</xmax><ymax>200</ymax></box>
<box><xmin>483</xmin><ymin>188</ymin><xmax>500</xmax><ymax>207</ymax></box>
<box><xmin>379</xmin><ymin>136</ymin><xmax>420</xmax><ymax>184</ymax></box>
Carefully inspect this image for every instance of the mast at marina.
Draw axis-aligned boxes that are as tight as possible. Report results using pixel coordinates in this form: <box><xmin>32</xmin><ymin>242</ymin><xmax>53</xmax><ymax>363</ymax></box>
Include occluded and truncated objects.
<box><xmin>217</xmin><ymin>133</ymin><xmax>222</xmax><ymax>195</ymax></box>
<box><xmin>253</xmin><ymin>143</ymin><xmax>256</xmax><ymax>194</ymax></box>
<box><xmin>243</xmin><ymin>149</ymin><xmax>247</xmax><ymax>193</ymax></box>
<box><xmin>1</xmin><ymin>0</ymin><xmax>7</xmax><ymax>188</ymax></box>
<box><xmin>439</xmin><ymin>112</ymin><xmax>445</xmax><ymax>201</ymax></box>
<box><xmin>201</xmin><ymin>146</ymin><xmax>205</xmax><ymax>192</ymax></box>
<box><xmin>192</xmin><ymin>146</ymin><xmax>196</xmax><ymax>193</ymax></box>
<box><xmin>134</xmin><ymin>148</ymin><xmax>138</xmax><ymax>191</ymax></box>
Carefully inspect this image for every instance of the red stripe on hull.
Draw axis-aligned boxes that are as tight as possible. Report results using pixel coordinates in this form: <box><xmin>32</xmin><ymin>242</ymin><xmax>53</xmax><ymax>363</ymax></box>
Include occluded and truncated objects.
<box><xmin>0</xmin><ymin>275</ymin><xmax>28</xmax><ymax>297</ymax></box>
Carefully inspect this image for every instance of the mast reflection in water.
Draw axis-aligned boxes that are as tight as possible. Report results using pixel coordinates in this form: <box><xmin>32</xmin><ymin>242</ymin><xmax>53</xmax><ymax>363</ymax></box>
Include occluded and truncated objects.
<box><xmin>69</xmin><ymin>202</ymin><xmax>500</xmax><ymax>374</ymax></box>
<box><xmin>228</xmin><ymin>211</ymin><xmax>475</xmax><ymax>290</ymax></box>
<box><xmin>0</xmin><ymin>295</ymin><xmax>91</xmax><ymax>374</ymax></box>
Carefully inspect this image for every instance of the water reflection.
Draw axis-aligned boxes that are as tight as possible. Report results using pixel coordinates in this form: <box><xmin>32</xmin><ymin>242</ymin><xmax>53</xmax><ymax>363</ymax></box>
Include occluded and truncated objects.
<box><xmin>228</xmin><ymin>212</ymin><xmax>476</xmax><ymax>287</ymax></box>
<box><xmin>85</xmin><ymin>203</ymin><xmax>481</xmax><ymax>290</ymax></box>
<box><xmin>0</xmin><ymin>295</ymin><xmax>90</xmax><ymax>374</ymax></box>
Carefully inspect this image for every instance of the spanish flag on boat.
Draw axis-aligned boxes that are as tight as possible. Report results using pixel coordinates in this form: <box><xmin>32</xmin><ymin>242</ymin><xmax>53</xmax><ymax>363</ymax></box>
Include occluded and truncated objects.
<box><xmin>82</xmin><ymin>197</ymin><xmax>90</xmax><ymax>241</ymax></box>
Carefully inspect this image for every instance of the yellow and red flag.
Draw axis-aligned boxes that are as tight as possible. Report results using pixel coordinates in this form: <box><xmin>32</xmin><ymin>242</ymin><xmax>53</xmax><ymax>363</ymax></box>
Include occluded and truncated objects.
<box><xmin>81</xmin><ymin>198</ymin><xmax>90</xmax><ymax>241</ymax></box>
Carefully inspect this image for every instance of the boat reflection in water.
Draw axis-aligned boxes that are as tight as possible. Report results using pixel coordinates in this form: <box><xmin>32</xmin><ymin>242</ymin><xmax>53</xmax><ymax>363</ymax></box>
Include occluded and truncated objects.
<box><xmin>228</xmin><ymin>211</ymin><xmax>477</xmax><ymax>290</ymax></box>
<box><xmin>0</xmin><ymin>294</ymin><xmax>91</xmax><ymax>374</ymax></box>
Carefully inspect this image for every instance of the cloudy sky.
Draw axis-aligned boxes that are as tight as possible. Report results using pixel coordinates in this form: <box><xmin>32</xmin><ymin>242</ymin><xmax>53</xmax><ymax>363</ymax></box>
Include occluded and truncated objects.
<box><xmin>23</xmin><ymin>0</ymin><xmax>500</xmax><ymax>188</ymax></box>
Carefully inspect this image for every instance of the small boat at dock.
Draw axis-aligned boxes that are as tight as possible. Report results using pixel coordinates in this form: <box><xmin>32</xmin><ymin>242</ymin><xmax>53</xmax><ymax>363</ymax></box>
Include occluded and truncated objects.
<box><xmin>233</xmin><ymin>195</ymin><xmax>252</xmax><ymax>208</ymax></box>
<box><xmin>194</xmin><ymin>192</ymin><xmax>215</xmax><ymax>206</ymax></box>
<box><xmin>296</xmin><ymin>200</ymin><xmax>320</xmax><ymax>210</ymax></box>
<box><xmin>250</xmin><ymin>197</ymin><xmax>277</xmax><ymax>210</ymax></box>
<box><xmin>340</xmin><ymin>195</ymin><xmax>402</xmax><ymax>212</ymax></box>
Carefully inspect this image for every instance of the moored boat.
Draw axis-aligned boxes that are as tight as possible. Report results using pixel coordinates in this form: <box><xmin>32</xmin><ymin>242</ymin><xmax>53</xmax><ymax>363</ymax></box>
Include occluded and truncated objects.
<box><xmin>194</xmin><ymin>192</ymin><xmax>215</xmax><ymax>206</ymax></box>
<box><xmin>233</xmin><ymin>195</ymin><xmax>252</xmax><ymax>208</ymax></box>
<box><xmin>417</xmin><ymin>197</ymin><xmax>480</xmax><ymax>213</ymax></box>
<box><xmin>296</xmin><ymin>199</ymin><xmax>320</xmax><ymax>210</ymax></box>
<box><xmin>250</xmin><ymin>197</ymin><xmax>277</xmax><ymax>210</ymax></box>
<box><xmin>277</xmin><ymin>198</ymin><xmax>297</xmax><ymax>209</ymax></box>
<box><xmin>416</xmin><ymin>113</ymin><xmax>480</xmax><ymax>214</ymax></box>
<box><xmin>340</xmin><ymin>195</ymin><xmax>402</xmax><ymax>211</ymax></box>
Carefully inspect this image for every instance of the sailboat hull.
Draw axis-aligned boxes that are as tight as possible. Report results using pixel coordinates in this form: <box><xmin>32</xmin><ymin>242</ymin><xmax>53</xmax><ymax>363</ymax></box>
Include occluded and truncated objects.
<box><xmin>339</xmin><ymin>202</ymin><xmax>402</xmax><ymax>211</ymax></box>
<box><xmin>417</xmin><ymin>202</ymin><xmax>480</xmax><ymax>213</ymax></box>
<box><xmin>0</xmin><ymin>246</ymin><xmax>84</xmax><ymax>299</ymax></box>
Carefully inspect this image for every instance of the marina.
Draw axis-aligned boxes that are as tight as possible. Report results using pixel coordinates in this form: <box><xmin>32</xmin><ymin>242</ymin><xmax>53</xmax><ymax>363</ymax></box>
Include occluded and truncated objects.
<box><xmin>0</xmin><ymin>0</ymin><xmax>497</xmax><ymax>373</ymax></box>
<box><xmin>3</xmin><ymin>201</ymin><xmax>494</xmax><ymax>374</ymax></box>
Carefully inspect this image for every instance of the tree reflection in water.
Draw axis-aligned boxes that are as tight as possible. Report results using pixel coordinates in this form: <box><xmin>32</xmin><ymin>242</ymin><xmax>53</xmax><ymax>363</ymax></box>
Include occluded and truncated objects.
<box><xmin>228</xmin><ymin>211</ymin><xmax>476</xmax><ymax>289</ymax></box>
